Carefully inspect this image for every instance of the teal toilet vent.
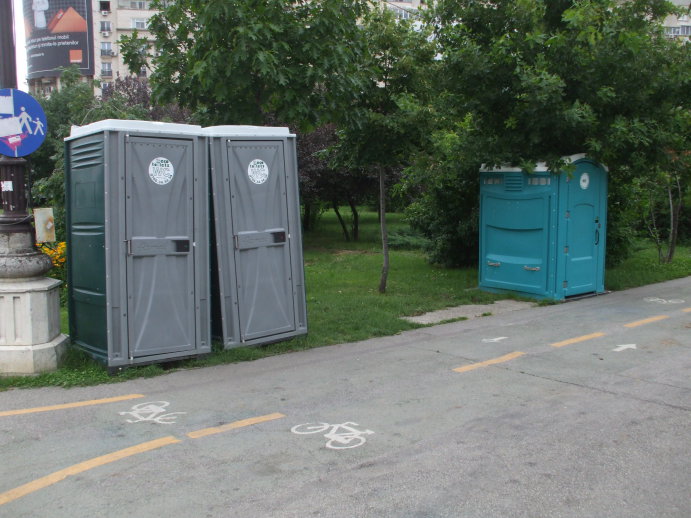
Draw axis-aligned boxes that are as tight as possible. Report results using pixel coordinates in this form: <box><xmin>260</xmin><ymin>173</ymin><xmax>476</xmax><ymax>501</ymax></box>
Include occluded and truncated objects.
<box><xmin>505</xmin><ymin>173</ymin><xmax>523</xmax><ymax>191</ymax></box>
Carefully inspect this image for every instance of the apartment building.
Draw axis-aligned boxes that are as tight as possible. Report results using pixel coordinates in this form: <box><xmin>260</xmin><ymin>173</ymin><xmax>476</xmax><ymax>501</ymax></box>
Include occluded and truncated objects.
<box><xmin>93</xmin><ymin>0</ymin><xmax>155</xmax><ymax>92</ymax></box>
<box><xmin>663</xmin><ymin>1</ymin><xmax>691</xmax><ymax>41</ymax></box>
<box><xmin>384</xmin><ymin>0</ymin><xmax>426</xmax><ymax>20</ymax></box>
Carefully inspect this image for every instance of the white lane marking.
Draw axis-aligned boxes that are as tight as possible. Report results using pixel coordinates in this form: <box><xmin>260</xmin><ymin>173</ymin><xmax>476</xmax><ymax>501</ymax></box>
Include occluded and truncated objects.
<box><xmin>292</xmin><ymin>422</ymin><xmax>374</xmax><ymax>449</ymax></box>
<box><xmin>119</xmin><ymin>401</ymin><xmax>186</xmax><ymax>424</ymax></box>
<box><xmin>612</xmin><ymin>344</ymin><xmax>637</xmax><ymax>352</ymax></box>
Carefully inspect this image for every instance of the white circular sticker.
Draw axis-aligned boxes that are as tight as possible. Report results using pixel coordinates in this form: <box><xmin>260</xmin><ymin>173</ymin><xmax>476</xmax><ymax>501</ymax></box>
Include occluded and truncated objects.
<box><xmin>248</xmin><ymin>159</ymin><xmax>269</xmax><ymax>185</ymax></box>
<box><xmin>148</xmin><ymin>157</ymin><xmax>174</xmax><ymax>185</ymax></box>
<box><xmin>579</xmin><ymin>172</ymin><xmax>590</xmax><ymax>190</ymax></box>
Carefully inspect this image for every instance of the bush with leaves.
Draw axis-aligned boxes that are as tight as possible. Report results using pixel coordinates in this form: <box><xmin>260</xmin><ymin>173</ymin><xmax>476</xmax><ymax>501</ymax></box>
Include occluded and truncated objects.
<box><xmin>401</xmin><ymin>0</ymin><xmax>691</xmax><ymax>266</ymax></box>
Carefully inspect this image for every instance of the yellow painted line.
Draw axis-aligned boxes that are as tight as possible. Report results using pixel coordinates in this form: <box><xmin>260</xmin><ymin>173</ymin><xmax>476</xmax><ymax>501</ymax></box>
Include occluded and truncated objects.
<box><xmin>453</xmin><ymin>351</ymin><xmax>526</xmax><ymax>373</ymax></box>
<box><xmin>624</xmin><ymin>315</ymin><xmax>669</xmax><ymax>328</ymax></box>
<box><xmin>683</xmin><ymin>307</ymin><xmax>691</xmax><ymax>313</ymax></box>
<box><xmin>550</xmin><ymin>332</ymin><xmax>605</xmax><ymax>348</ymax></box>
<box><xmin>187</xmin><ymin>412</ymin><xmax>286</xmax><ymax>439</ymax></box>
<box><xmin>0</xmin><ymin>436</ymin><xmax>180</xmax><ymax>507</ymax></box>
<box><xmin>0</xmin><ymin>394</ymin><xmax>145</xmax><ymax>418</ymax></box>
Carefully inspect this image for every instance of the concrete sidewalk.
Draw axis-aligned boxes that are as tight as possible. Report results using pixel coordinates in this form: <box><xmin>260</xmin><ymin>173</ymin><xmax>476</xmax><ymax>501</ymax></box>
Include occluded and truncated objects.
<box><xmin>402</xmin><ymin>298</ymin><xmax>536</xmax><ymax>324</ymax></box>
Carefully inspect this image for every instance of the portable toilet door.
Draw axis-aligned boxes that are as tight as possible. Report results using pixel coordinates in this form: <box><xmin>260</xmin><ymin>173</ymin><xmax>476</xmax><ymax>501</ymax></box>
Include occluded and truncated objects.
<box><xmin>65</xmin><ymin>120</ymin><xmax>210</xmax><ymax>369</ymax></box>
<box><xmin>479</xmin><ymin>155</ymin><xmax>607</xmax><ymax>300</ymax></box>
<box><xmin>557</xmin><ymin>157</ymin><xmax>607</xmax><ymax>298</ymax></box>
<box><xmin>207</xmin><ymin>126</ymin><xmax>308</xmax><ymax>348</ymax></box>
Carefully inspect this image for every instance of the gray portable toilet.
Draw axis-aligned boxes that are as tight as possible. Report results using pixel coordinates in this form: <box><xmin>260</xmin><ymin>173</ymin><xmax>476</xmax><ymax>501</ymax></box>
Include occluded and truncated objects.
<box><xmin>65</xmin><ymin>120</ymin><xmax>211</xmax><ymax>370</ymax></box>
<box><xmin>207</xmin><ymin>126</ymin><xmax>307</xmax><ymax>348</ymax></box>
<box><xmin>479</xmin><ymin>155</ymin><xmax>607</xmax><ymax>300</ymax></box>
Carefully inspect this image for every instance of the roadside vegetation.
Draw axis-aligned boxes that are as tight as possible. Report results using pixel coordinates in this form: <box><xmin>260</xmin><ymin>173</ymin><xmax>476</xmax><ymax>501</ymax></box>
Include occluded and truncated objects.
<box><xmin>2</xmin><ymin>210</ymin><xmax>689</xmax><ymax>391</ymax></box>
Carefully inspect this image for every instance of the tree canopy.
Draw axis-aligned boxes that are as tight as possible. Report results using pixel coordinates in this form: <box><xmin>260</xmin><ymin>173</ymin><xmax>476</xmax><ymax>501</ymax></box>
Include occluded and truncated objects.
<box><xmin>143</xmin><ymin>0</ymin><xmax>373</xmax><ymax>129</ymax></box>
<box><xmin>401</xmin><ymin>0</ymin><xmax>691</xmax><ymax>266</ymax></box>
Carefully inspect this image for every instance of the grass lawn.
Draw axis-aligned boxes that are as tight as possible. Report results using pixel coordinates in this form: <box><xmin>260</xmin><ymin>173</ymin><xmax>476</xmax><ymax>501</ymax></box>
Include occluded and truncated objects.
<box><xmin>3</xmin><ymin>209</ymin><xmax>689</xmax><ymax>389</ymax></box>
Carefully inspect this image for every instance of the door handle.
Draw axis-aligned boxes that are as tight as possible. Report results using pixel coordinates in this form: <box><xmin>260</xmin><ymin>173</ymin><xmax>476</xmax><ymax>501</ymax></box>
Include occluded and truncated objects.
<box><xmin>523</xmin><ymin>266</ymin><xmax>541</xmax><ymax>271</ymax></box>
<box><xmin>487</xmin><ymin>261</ymin><xmax>501</xmax><ymax>267</ymax></box>
<box><xmin>595</xmin><ymin>229</ymin><xmax>600</xmax><ymax>245</ymax></box>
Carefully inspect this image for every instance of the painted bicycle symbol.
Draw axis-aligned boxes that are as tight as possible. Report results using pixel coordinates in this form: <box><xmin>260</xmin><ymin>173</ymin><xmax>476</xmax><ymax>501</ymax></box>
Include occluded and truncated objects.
<box><xmin>119</xmin><ymin>401</ymin><xmax>186</xmax><ymax>424</ymax></box>
<box><xmin>291</xmin><ymin>422</ymin><xmax>374</xmax><ymax>449</ymax></box>
<box><xmin>644</xmin><ymin>297</ymin><xmax>685</xmax><ymax>305</ymax></box>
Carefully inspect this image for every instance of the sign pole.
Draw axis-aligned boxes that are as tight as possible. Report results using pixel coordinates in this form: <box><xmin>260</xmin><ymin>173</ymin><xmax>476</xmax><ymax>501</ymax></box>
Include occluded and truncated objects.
<box><xmin>0</xmin><ymin>0</ymin><xmax>18</xmax><ymax>90</ymax></box>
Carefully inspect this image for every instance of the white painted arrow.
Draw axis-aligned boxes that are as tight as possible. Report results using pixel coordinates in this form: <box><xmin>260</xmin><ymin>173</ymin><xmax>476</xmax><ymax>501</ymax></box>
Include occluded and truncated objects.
<box><xmin>482</xmin><ymin>337</ymin><xmax>508</xmax><ymax>343</ymax></box>
<box><xmin>612</xmin><ymin>344</ymin><xmax>637</xmax><ymax>352</ymax></box>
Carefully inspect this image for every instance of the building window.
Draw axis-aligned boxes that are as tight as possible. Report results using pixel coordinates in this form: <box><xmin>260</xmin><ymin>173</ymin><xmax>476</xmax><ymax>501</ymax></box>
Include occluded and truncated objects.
<box><xmin>101</xmin><ymin>63</ymin><xmax>113</xmax><ymax>77</ymax></box>
<box><xmin>681</xmin><ymin>25</ymin><xmax>691</xmax><ymax>36</ymax></box>
<box><xmin>138</xmin><ymin>66</ymin><xmax>147</xmax><ymax>77</ymax></box>
<box><xmin>117</xmin><ymin>0</ymin><xmax>149</xmax><ymax>8</ymax></box>
<box><xmin>387</xmin><ymin>5</ymin><xmax>417</xmax><ymax>20</ymax></box>
<box><xmin>101</xmin><ymin>42</ymin><xmax>113</xmax><ymax>56</ymax></box>
<box><xmin>132</xmin><ymin>18</ymin><xmax>148</xmax><ymax>30</ymax></box>
<box><xmin>100</xmin><ymin>1</ymin><xmax>111</xmax><ymax>12</ymax></box>
<box><xmin>100</xmin><ymin>21</ymin><xmax>112</xmax><ymax>32</ymax></box>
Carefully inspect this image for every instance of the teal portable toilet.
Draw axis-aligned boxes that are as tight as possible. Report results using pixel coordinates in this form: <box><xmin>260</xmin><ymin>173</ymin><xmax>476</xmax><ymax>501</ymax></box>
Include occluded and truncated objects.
<box><xmin>479</xmin><ymin>155</ymin><xmax>607</xmax><ymax>300</ymax></box>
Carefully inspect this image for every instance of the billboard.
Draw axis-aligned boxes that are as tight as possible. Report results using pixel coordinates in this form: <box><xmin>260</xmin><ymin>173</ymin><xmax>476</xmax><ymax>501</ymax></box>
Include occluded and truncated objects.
<box><xmin>23</xmin><ymin>0</ymin><xmax>94</xmax><ymax>79</ymax></box>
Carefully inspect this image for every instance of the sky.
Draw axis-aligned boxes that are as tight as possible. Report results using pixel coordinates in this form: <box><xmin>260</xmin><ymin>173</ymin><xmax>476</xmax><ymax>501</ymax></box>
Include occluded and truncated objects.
<box><xmin>12</xmin><ymin>0</ymin><xmax>28</xmax><ymax>91</ymax></box>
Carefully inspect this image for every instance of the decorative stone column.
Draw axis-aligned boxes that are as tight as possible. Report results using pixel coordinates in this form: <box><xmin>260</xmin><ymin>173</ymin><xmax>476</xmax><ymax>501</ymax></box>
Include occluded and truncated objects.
<box><xmin>0</xmin><ymin>156</ymin><xmax>68</xmax><ymax>375</ymax></box>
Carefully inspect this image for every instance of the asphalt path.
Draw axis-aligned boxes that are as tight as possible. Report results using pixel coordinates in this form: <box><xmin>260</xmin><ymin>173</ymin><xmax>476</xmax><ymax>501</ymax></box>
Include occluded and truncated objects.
<box><xmin>1</xmin><ymin>277</ymin><xmax>690</xmax><ymax>518</ymax></box>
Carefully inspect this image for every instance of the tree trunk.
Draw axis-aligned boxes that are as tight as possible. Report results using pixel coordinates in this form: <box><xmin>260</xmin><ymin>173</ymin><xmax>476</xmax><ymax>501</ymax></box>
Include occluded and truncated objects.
<box><xmin>302</xmin><ymin>202</ymin><xmax>312</xmax><ymax>231</ymax></box>
<box><xmin>665</xmin><ymin>174</ymin><xmax>682</xmax><ymax>263</ymax></box>
<box><xmin>348</xmin><ymin>198</ymin><xmax>359</xmax><ymax>241</ymax></box>
<box><xmin>378</xmin><ymin>168</ymin><xmax>389</xmax><ymax>294</ymax></box>
<box><xmin>333</xmin><ymin>202</ymin><xmax>351</xmax><ymax>242</ymax></box>
<box><xmin>645</xmin><ymin>191</ymin><xmax>664</xmax><ymax>263</ymax></box>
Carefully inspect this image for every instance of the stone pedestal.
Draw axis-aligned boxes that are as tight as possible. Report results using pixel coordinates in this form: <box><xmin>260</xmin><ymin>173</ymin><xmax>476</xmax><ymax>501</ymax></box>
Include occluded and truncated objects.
<box><xmin>0</xmin><ymin>277</ymin><xmax>68</xmax><ymax>376</ymax></box>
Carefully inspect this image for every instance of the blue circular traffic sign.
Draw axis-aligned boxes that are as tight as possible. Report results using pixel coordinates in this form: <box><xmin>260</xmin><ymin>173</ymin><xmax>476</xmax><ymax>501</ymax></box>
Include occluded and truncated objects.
<box><xmin>0</xmin><ymin>89</ymin><xmax>48</xmax><ymax>158</ymax></box>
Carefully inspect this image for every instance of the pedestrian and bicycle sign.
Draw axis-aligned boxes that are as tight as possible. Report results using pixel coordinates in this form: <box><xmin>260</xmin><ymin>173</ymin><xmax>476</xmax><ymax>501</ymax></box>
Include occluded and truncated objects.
<box><xmin>0</xmin><ymin>88</ymin><xmax>48</xmax><ymax>158</ymax></box>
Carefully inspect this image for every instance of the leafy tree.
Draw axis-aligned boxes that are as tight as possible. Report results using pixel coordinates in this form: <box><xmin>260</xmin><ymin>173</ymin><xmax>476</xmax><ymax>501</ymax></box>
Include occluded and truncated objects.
<box><xmin>296</xmin><ymin>124</ymin><xmax>378</xmax><ymax>239</ymax></box>
<box><xmin>101</xmin><ymin>75</ymin><xmax>191</xmax><ymax>123</ymax></box>
<box><xmin>118</xmin><ymin>30</ymin><xmax>151</xmax><ymax>77</ymax></box>
<box><xmin>331</xmin><ymin>6</ymin><xmax>436</xmax><ymax>291</ymax></box>
<box><xmin>403</xmin><ymin>0</ymin><xmax>691</xmax><ymax>266</ymax></box>
<box><xmin>142</xmin><ymin>0</ymin><xmax>372</xmax><ymax>129</ymax></box>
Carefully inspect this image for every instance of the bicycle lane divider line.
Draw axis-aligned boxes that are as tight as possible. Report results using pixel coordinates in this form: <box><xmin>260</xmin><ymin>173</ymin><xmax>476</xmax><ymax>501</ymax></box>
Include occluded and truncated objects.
<box><xmin>453</xmin><ymin>351</ymin><xmax>526</xmax><ymax>373</ymax></box>
<box><xmin>186</xmin><ymin>412</ymin><xmax>286</xmax><ymax>439</ymax></box>
<box><xmin>0</xmin><ymin>394</ymin><xmax>146</xmax><ymax>418</ymax></box>
<box><xmin>0</xmin><ymin>436</ymin><xmax>181</xmax><ymax>507</ymax></box>
<box><xmin>0</xmin><ymin>412</ymin><xmax>287</xmax><ymax>507</ymax></box>
<box><xmin>550</xmin><ymin>332</ymin><xmax>606</xmax><ymax>348</ymax></box>
<box><xmin>682</xmin><ymin>307</ymin><xmax>691</xmax><ymax>313</ymax></box>
<box><xmin>624</xmin><ymin>315</ymin><xmax>670</xmax><ymax>328</ymax></box>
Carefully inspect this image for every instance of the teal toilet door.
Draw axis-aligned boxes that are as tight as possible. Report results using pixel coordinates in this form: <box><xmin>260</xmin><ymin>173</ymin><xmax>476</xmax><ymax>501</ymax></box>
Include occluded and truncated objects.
<box><xmin>563</xmin><ymin>163</ymin><xmax>606</xmax><ymax>297</ymax></box>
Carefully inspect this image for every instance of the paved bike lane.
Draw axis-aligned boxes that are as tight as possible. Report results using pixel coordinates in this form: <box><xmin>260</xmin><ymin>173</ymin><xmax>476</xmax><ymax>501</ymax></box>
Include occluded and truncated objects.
<box><xmin>0</xmin><ymin>277</ymin><xmax>689</xmax><ymax>517</ymax></box>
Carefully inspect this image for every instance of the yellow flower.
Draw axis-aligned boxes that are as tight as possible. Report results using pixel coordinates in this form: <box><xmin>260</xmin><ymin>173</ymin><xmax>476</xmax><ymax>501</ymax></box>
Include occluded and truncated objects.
<box><xmin>38</xmin><ymin>242</ymin><xmax>67</xmax><ymax>268</ymax></box>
